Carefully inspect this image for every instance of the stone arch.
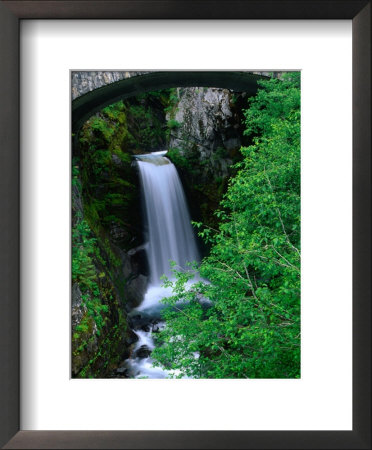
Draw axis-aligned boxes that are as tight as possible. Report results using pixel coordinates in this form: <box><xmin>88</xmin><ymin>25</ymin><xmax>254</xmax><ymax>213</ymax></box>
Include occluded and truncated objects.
<box><xmin>72</xmin><ymin>71</ymin><xmax>264</xmax><ymax>134</ymax></box>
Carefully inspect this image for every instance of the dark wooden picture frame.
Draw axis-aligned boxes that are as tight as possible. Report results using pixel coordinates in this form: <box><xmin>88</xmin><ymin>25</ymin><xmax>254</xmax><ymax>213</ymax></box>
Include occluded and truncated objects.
<box><xmin>0</xmin><ymin>1</ymin><xmax>370</xmax><ymax>448</ymax></box>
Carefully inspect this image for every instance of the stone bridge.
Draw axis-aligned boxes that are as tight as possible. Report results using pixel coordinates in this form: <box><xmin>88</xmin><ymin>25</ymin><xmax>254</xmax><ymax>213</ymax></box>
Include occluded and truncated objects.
<box><xmin>71</xmin><ymin>71</ymin><xmax>271</xmax><ymax>134</ymax></box>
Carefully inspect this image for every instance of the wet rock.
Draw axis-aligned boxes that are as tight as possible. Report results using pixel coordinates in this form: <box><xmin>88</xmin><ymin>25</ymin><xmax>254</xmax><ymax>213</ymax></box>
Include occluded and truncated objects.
<box><xmin>129</xmin><ymin>314</ymin><xmax>152</xmax><ymax>332</ymax></box>
<box><xmin>129</xmin><ymin>247</ymin><xmax>149</xmax><ymax>277</ymax></box>
<box><xmin>71</xmin><ymin>185</ymin><xmax>84</xmax><ymax>220</ymax></box>
<box><xmin>127</xmin><ymin>243</ymin><xmax>147</xmax><ymax>256</ymax></box>
<box><xmin>136</xmin><ymin>345</ymin><xmax>152</xmax><ymax>359</ymax></box>
<box><xmin>119</xmin><ymin>249</ymin><xmax>133</xmax><ymax>280</ymax></box>
<box><xmin>72</xmin><ymin>283</ymin><xmax>82</xmax><ymax>308</ymax></box>
<box><xmin>128</xmin><ymin>314</ymin><xmax>142</xmax><ymax>328</ymax></box>
<box><xmin>109</xmin><ymin>222</ymin><xmax>129</xmax><ymax>243</ymax></box>
<box><xmin>71</xmin><ymin>283</ymin><xmax>86</xmax><ymax>328</ymax></box>
<box><xmin>125</xmin><ymin>329</ymin><xmax>139</xmax><ymax>346</ymax></box>
<box><xmin>126</xmin><ymin>274</ymin><xmax>148</xmax><ymax>308</ymax></box>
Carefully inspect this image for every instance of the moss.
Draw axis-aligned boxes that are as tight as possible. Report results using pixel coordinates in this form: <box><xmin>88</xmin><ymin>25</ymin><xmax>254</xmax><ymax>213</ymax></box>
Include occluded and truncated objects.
<box><xmin>71</xmin><ymin>260</ymin><xmax>129</xmax><ymax>378</ymax></box>
<box><xmin>72</xmin><ymin>160</ymin><xmax>130</xmax><ymax>378</ymax></box>
<box><xmin>73</xmin><ymin>307</ymin><xmax>128</xmax><ymax>378</ymax></box>
<box><xmin>167</xmin><ymin>119</ymin><xmax>181</xmax><ymax>130</ymax></box>
<box><xmin>78</xmin><ymin>100</ymin><xmax>142</xmax><ymax>251</ymax></box>
<box><xmin>72</xmin><ymin>92</ymin><xmax>172</xmax><ymax>378</ymax></box>
<box><xmin>167</xmin><ymin>147</ymin><xmax>191</xmax><ymax>170</ymax></box>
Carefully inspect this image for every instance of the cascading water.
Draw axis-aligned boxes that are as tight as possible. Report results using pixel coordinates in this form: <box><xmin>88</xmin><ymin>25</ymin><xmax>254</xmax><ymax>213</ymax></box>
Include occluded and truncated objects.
<box><xmin>138</xmin><ymin>151</ymin><xmax>199</xmax><ymax>287</ymax></box>
<box><xmin>124</xmin><ymin>151</ymin><xmax>199</xmax><ymax>378</ymax></box>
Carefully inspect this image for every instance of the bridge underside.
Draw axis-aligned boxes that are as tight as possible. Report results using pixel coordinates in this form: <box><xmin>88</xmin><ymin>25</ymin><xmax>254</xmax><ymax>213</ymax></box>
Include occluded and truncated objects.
<box><xmin>72</xmin><ymin>71</ymin><xmax>264</xmax><ymax>134</ymax></box>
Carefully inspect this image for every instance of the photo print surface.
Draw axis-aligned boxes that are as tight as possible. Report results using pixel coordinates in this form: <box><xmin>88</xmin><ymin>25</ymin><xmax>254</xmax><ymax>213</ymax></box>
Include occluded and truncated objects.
<box><xmin>71</xmin><ymin>71</ymin><xmax>301</xmax><ymax>379</ymax></box>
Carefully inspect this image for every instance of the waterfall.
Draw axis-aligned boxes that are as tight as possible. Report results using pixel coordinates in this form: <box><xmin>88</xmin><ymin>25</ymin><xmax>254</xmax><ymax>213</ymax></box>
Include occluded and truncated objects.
<box><xmin>136</xmin><ymin>151</ymin><xmax>199</xmax><ymax>287</ymax></box>
<box><xmin>124</xmin><ymin>151</ymin><xmax>199</xmax><ymax>378</ymax></box>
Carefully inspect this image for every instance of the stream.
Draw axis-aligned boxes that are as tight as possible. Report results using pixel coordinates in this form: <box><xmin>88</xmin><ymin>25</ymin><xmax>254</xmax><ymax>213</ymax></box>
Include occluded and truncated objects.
<box><xmin>123</xmin><ymin>151</ymin><xmax>199</xmax><ymax>378</ymax></box>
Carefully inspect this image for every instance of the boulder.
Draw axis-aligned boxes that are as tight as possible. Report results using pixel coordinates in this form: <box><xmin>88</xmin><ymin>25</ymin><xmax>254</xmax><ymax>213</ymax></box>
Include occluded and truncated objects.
<box><xmin>135</xmin><ymin>345</ymin><xmax>152</xmax><ymax>359</ymax></box>
<box><xmin>126</xmin><ymin>274</ymin><xmax>148</xmax><ymax>308</ymax></box>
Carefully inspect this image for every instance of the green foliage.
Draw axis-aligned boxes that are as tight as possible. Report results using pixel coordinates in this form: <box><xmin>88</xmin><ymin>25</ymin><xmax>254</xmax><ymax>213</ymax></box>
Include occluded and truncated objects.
<box><xmin>71</xmin><ymin>212</ymin><xmax>111</xmax><ymax>348</ymax></box>
<box><xmin>126</xmin><ymin>103</ymin><xmax>165</xmax><ymax>150</ymax></box>
<box><xmin>118</xmin><ymin>89</ymin><xmax>171</xmax><ymax>151</ymax></box>
<box><xmin>73</xmin><ymin>307</ymin><xmax>128</xmax><ymax>378</ymax></box>
<box><xmin>152</xmin><ymin>73</ymin><xmax>301</xmax><ymax>379</ymax></box>
<box><xmin>164</xmin><ymin>88</ymin><xmax>181</xmax><ymax>141</ymax></box>
<box><xmin>71</xmin><ymin>162</ymin><xmax>128</xmax><ymax>378</ymax></box>
<box><xmin>164</xmin><ymin>88</ymin><xmax>179</xmax><ymax>115</ymax></box>
<box><xmin>165</xmin><ymin>119</ymin><xmax>182</xmax><ymax>141</ymax></box>
<box><xmin>166</xmin><ymin>147</ymin><xmax>191</xmax><ymax>170</ymax></box>
<box><xmin>72</xmin><ymin>216</ymin><xmax>97</xmax><ymax>289</ymax></box>
<box><xmin>71</xmin><ymin>195</ymin><xmax>111</xmax><ymax>336</ymax></box>
<box><xmin>78</xmin><ymin>100</ymin><xmax>139</xmax><ymax>248</ymax></box>
<box><xmin>212</xmin><ymin>146</ymin><xmax>229</xmax><ymax>161</ymax></box>
<box><xmin>167</xmin><ymin>119</ymin><xmax>181</xmax><ymax>130</ymax></box>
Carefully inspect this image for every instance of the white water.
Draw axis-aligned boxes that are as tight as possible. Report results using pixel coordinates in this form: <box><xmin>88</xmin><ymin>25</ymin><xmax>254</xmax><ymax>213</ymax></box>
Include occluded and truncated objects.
<box><xmin>137</xmin><ymin>151</ymin><xmax>199</xmax><ymax>287</ymax></box>
<box><xmin>124</xmin><ymin>151</ymin><xmax>199</xmax><ymax>378</ymax></box>
<box><xmin>133</xmin><ymin>329</ymin><xmax>156</xmax><ymax>352</ymax></box>
<box><xmin>125</xmin><ymin>324</ymin><xmax>183</xmax><ymax>379</ymax></box>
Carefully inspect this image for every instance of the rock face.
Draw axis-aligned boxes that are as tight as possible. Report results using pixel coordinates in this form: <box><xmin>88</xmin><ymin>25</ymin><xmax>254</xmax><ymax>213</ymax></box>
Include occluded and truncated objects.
<box><xmin>71</xmin><ymin>171</ymin><xmax>135</xmax><ymax>378</ymax></box>
<box><xmin>168</xmin><ymin>87</ymin><xmax>243</xmax><ymax>179</ymax></box>
<box><xmin>162</xmin><ymin>86</ymin><xmax>253</xmax><ymax>238</ymax></box>
<box><xmin>72</xmin><ymin>283</ymin><xmax>85</xmax><ymax>329</ymax></box>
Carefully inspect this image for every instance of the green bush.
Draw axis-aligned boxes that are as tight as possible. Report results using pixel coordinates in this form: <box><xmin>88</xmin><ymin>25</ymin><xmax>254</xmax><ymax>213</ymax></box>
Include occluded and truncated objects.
<box><xmin>152</xmin><ymin>73</ymin><xmax>301</xmax><ymax>379</ymax></box>
<box><xmin>167</xmin><ymin>119</ymin><xmax>181</xmax><ymax>129</ymax></box>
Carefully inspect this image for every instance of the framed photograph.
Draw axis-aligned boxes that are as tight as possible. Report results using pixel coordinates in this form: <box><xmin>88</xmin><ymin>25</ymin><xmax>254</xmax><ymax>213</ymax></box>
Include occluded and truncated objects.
<box><xmin>71</xmin><ymin>69</ymin><xmax>301</xmax><ymax>382</ymax></box>
<box><xmin>0</xmin><ymin>1</ymin><xmax>370</xmax><ymax>449</ymax></box>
